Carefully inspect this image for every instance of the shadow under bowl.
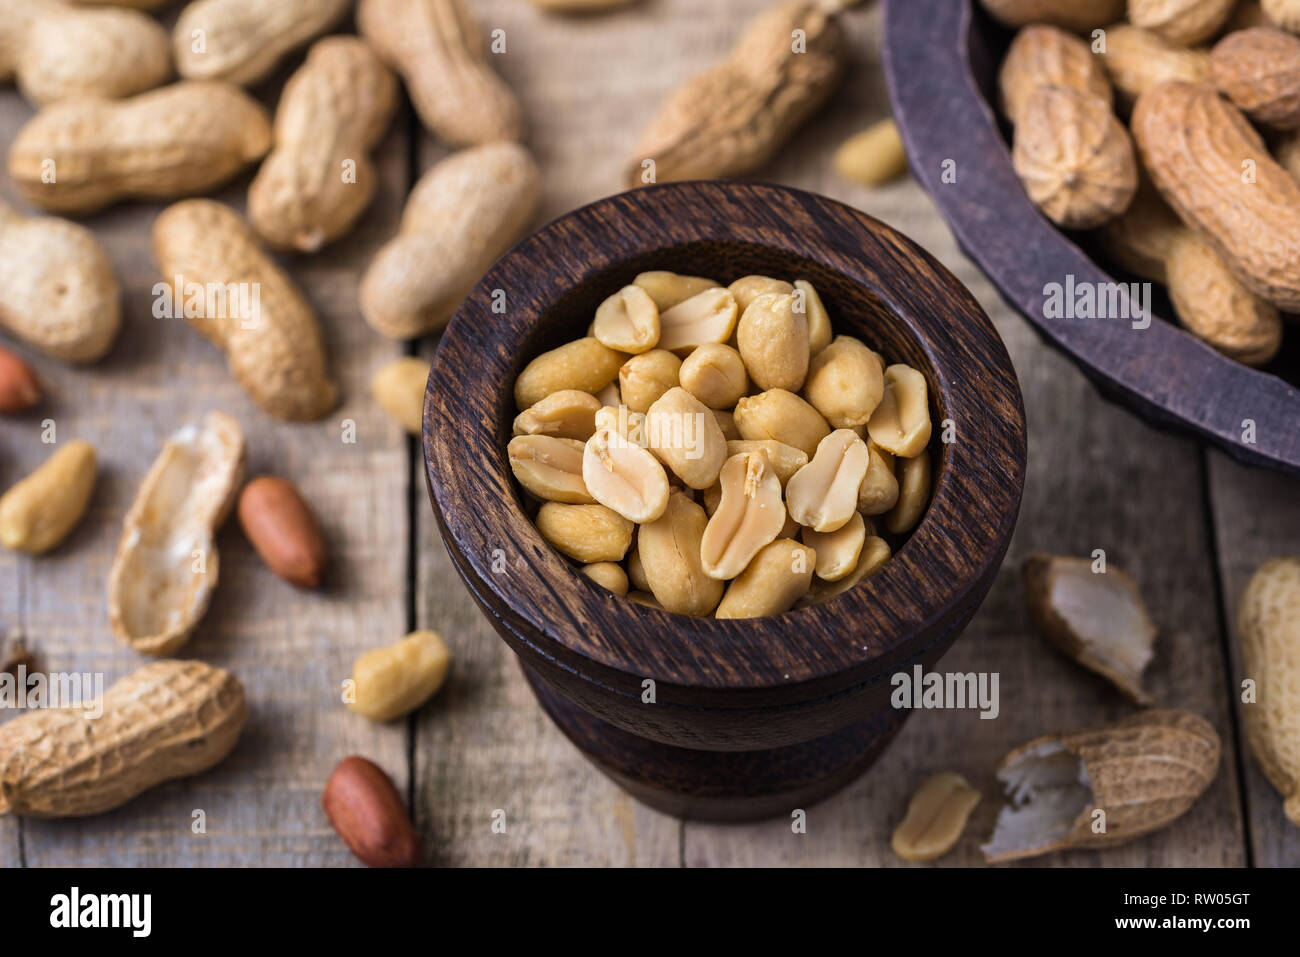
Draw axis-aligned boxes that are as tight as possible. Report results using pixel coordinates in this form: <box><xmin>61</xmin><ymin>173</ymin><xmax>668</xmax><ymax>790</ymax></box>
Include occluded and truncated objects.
<box><xmin>424</xmin><ymin>181</ymin><xmax>1027</xmax><ymax>820</ymax></box>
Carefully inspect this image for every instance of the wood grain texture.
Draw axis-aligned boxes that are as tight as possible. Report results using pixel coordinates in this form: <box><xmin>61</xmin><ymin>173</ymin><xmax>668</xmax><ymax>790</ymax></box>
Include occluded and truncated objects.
<box><xmin>0</xmin><ymin>46</ymin><xmax>412</xmax><ymax>863</ymax></box>
<box><xmin>411</xmin><ymin>506</ymin><xmax>680</xmax><ymax>865</ymax></box>
<box><xmin>883</xmin><ymin>0</ymin><xmax>1300</xmax><ymax>478</ymax></box>
<box><xmin>1</xmin><ymin>0</ymin><xmax>1289</xmax><ymax>866</ymax></box>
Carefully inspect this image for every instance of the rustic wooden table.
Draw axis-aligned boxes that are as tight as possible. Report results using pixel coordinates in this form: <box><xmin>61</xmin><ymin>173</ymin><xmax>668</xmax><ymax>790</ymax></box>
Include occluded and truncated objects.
<box><xmin>1</xmin><ymin>0</ymin><xmax>1295</xmax><ymax>867</ymax></box>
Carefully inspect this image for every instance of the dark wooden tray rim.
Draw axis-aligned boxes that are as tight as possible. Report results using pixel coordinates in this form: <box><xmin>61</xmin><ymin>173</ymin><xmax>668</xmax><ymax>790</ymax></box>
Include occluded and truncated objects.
<box><xmin>883</xmin><ymin>0</ymin><xmax>1300</xmax><ymax>478</ymax></box>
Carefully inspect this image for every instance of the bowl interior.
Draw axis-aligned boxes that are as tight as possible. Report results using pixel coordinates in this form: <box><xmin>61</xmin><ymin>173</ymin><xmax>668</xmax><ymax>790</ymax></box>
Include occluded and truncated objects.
<box><xmin>505</xmin><ymin>241</ymin><xmax>951</xmax><ymax>597</ymax></box>
<box><xmin>509</xmin><ymin>239</ymin><xmax>949</xmax><ymax>491</ymax></box>
<box><xmin>425</xmin><ymin>181</ymin><xmax>1026</xmax><ymax>692</ymax></box>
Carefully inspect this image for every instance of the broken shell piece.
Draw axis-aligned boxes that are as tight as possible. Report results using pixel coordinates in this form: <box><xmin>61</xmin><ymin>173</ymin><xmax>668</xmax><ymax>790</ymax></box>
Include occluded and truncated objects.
<box><xmin>1023</xmin><ymin>553</ymin><xmax>1157</xmax><ymax>704</ymax></box>
<box><xmin>982</xmin><ymin>709</ymin><xmax>1219</xmax><ymax>863</ymax></box>
<box><xmin>107</xmin><ymin>411</ymin><xmax>246</xmax><ymax>656</ymax></box>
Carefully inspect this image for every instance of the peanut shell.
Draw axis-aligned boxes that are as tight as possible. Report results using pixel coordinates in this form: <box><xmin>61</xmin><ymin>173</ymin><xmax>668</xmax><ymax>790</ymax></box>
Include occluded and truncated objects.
<box><xmin>107</xmin><ymin>412</ymin><xmax>246</xmax><ymax>656</ymax></box>
<box><xmin>175</xmin><ymin>0</ymin><xmax>351</xmax><ymax>88</ymax></box>
<box><xmin>627</xmin><ymin>1</ymin><xmax>844</xmax><ymax>184</ymax></box>
<box><xmin>1133</xmin><ymin>80</ymin><xmax>1300</xmax><ymax>311</ymax></box>
<box><xmin>8</xmin><ymin>81</ymin><xmax>271</xmax><ymax>215</ymax></box>
<box><xmin>358</xmin><ymin>0</ymin><xmax>524</xmax><ymax>145</ymax></box>
<box><xmin>249</xmin><ymin>37</ymin><xmax>399</xmax><ymax>252</ymax></box>
<box><xmin>0</xmin><ymin>660</ymin><xmax>246</xmax><ymax>818</ymax></box>
<box><xmin>983</xmin><ymin>709</ymin><xmax>1220</xmax><ymax>862</ymax></box>
<box><xmin>1237</xmin><ymin>558</ymin><xmax>1300</xmax><ymax>825</ymax></box>
<box><xmin>153</xmin><ymin>200</ymin><xmax>338</xmax><ymax>421</ymax></box>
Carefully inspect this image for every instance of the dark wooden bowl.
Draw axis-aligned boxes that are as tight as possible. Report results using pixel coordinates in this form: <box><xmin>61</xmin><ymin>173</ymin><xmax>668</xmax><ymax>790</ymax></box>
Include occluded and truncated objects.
<box><xmin>884</xmin><ymin>0</ymin><xmax>1300</xmax><ymax>479</ymax></box>
<box><xmin>423</xmin><ymin>181</ymin><xmax>1026</xmax><ymax>820</ymax></box>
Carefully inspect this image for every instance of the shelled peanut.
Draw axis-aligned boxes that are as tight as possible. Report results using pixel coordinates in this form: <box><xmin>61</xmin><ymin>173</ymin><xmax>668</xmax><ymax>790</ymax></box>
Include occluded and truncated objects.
<box><xmin>509</xmin><ymin>271</ymin><xmax>935</xmax><ymax>619</ymax></box>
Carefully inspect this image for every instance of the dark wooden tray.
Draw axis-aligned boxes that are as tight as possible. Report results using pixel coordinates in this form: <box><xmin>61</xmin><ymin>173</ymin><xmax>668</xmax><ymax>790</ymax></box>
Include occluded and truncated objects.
<box><xmin>883</xmin><ymin>0</ymin><xmax>1300</xmax><ymax>478</ymax></box>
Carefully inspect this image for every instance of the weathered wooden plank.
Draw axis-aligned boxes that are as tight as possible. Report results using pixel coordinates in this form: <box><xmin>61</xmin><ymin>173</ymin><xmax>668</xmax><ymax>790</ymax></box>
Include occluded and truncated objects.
<box><xmin>409</xmin><ymin>0</ymin><xmax>682</xmax><ymax>867</ymax></box>
<box><xmin>1206</xmin><ymin>451</ymin><xmax>1300</xmax><ymax>867</ymax></box>
<box><xmin>0</xmin><ymin>821</ymin><xmax>17</xmax><ymax>867</ymax></box>
<box><xmin>0</xmin><ymin>60</ymin><xmax>412</xmax><ymax>864</ymax></box>
<box><xmin>679</xmin><ymin>0</ymin><xmax>1246</xmax><ymax>867</ymax></box>
<box><xmin>412</xmin><ymin>510</ymin><xmax>681</xmax><ymax>866</ymax></box>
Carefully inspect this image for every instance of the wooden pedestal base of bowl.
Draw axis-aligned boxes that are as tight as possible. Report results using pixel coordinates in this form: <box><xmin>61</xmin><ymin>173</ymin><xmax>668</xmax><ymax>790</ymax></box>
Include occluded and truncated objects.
<box><xmin>425</xmin><ymin>182</ymin><xmax>1026</xmax><ymax>822</ymax></box>
<box><xmin>883</xmin><ymin>0</ymin><xmax>1300</xmax><ymax>477</ymax></box>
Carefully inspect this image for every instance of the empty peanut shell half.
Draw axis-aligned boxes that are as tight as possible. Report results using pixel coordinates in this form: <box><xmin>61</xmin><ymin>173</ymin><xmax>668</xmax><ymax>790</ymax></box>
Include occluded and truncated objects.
<box><xmin>0</xmin><ymin>660</ymin><xmax>246</xmax><ymax>818</ymax></box>
<box><xmin>982</xmin><ymin>709</ymin><xmax>1220</xmax><ymax>863</ymax></box>
<box><xmin>1023</xmin><ymin>553</ymin><xmax>1157</xmax><ymax>703</ymax></box>
<box><xmin>107</xmin><ymin>411</ymin><xmax>246</xmax><ymax>656</ymax></box>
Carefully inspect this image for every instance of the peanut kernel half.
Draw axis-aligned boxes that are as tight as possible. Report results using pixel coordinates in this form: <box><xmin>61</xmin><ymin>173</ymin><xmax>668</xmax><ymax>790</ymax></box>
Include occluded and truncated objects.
<box><xmin>700</xmin><ymin>450</ymin><xmax>786</xmax><ymax>580</ymax></box>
